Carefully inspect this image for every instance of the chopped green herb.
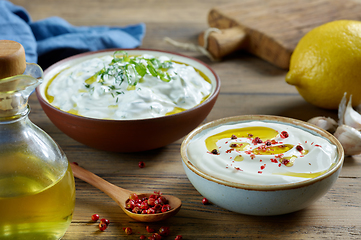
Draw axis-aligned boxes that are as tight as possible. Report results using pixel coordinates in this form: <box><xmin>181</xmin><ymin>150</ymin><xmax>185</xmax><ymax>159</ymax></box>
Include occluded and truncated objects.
<box><xmin>146</xmin><ymin>60</ymin><xmax>158</xmax><ymax>77</ymax></box>
<box><xmin>126</xmin><ymin>64</ymin><xmax>138</xmax><ymax>86</ymax></box>
<box><xmin>161</xmin><ymin>60</ymin><xmax>173</xmax><ymax>69</ymax></box>
<box><xmin>130</xmin><ymin>60</ymin><xmax>147</xmax><ymax>77</ymax></box>
<box><xmin>150</xmin><ymin>58</ymin><xmax>160</xmax><ymax>68</ymax></box>
<box><xmin>84</xmin><ymin>51</ymin><xmax>175</xmax><ymax>95</ymax></box>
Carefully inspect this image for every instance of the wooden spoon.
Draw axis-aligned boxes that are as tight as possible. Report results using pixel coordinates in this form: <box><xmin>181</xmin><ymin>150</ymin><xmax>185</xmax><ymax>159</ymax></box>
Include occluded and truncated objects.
<box><xmin>70</xmin><ymin>162</ymin><xmax>182</xmax><ymax>222</ymax></box>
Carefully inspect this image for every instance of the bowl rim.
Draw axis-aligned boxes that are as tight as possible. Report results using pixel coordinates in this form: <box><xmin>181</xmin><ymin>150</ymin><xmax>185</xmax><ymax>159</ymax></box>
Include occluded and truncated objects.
<box><xmin>181</xmin><ymin>115</ymin><xmax>344</xmax><ymax>191</ymax></box>
<box><xmin>35</xmin><ymin>48</ymin><xmax>221</xmax><ymax>123</ymax></box>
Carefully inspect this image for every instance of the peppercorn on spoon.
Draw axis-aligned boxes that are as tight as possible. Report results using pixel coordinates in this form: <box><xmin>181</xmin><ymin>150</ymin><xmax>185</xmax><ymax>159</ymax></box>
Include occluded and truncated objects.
<box><xmin>70</xmin><ymin>162</ymin><xmax>182</xmax><ymax>222</ymax></box>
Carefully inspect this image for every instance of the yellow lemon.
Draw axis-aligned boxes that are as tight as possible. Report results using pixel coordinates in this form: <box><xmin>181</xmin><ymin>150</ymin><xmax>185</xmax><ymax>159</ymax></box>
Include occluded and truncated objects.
<box><xmin>286</xmin><ymin>20</ymin><xmax>361</xmax><ymax>109</ymax></box>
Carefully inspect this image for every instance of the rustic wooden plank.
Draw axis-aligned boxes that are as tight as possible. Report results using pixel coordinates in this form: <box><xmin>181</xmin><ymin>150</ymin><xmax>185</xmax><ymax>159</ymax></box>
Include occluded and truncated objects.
<box><xmin>206</xmin><ymin>0</ymin><xmax>361</xmax><ymax>68</ymax></box>
<box><xmin>61</xmin><ymin>176</ymin><xmax>361</xmax><ymax>239</ymax></box>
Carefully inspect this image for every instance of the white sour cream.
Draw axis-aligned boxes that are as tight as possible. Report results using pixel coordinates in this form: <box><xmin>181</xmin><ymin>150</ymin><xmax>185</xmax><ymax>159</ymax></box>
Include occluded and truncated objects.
<box><xmin>46</xmin><ymin>54</ymin><xmax>212</xmax><ymax>120</ymax></box>
<box><xmin>187</xmin><ymin>121</ymin><xmax>338</xmax><ymax>185</ymax></box>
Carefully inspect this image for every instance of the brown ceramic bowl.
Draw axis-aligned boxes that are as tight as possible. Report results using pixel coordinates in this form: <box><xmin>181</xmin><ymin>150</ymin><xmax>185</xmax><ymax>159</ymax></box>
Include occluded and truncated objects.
<box><xmin>36</xmin><ymin>49</ymin><xmax>220</xmax><ymax>152</ymax></box>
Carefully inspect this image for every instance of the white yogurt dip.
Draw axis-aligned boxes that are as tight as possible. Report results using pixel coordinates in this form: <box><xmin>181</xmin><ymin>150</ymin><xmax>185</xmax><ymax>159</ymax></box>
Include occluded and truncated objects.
<box><xmin>46</xmin><ymin>52</ymin><xmax>212</xmax><ymax>120</ymax></box>
<box><xmin>187</xmin><ymin>121</ymin><xmax>338</xmax><ymax>185</ymax></box>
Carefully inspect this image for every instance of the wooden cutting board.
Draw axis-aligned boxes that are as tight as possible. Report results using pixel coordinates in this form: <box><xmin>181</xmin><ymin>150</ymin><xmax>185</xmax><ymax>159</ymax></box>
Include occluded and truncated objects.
<box><xmin>198</xmin><ymin>0</ymin><xmax>361</xmax><ymax>69</ymax></box>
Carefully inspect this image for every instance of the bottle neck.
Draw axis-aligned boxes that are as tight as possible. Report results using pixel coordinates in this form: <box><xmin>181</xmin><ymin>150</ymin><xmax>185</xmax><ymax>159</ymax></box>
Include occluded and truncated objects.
<box><xmin>0</xmin><ymin>91</ymin><xmax>30</xmax><ymax>121</ymax></box>
<box><xmin>0</xmin><ymin>102</ymin><xmax>30</xmax><ymax>123</ymax></box>
<box><xmin>0</xmin><ymin>63</ymin><xmax>43</xmax><ymax>121</ymax></box>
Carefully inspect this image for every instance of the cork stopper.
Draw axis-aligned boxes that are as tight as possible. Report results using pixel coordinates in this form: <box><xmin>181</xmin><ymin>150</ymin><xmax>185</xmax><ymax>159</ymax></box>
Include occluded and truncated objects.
<box><xmin>0</xmin><ymin>40</ymin><xmax>26</xmax><ymax>79</ymax></box>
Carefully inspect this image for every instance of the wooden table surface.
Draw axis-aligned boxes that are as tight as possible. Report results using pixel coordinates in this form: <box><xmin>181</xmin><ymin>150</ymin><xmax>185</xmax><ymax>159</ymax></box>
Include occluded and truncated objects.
<box><xmin>10</xmin><ymin>0</ymin><xmax>361</xmax><ymax>239</ymax></box>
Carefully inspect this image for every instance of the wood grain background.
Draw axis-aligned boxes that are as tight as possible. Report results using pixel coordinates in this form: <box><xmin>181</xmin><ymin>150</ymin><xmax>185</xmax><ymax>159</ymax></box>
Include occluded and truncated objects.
<box><xmin>9</xmin><ymin>0</ymin><xmax>361</xmax><ymax>239</ymax></box>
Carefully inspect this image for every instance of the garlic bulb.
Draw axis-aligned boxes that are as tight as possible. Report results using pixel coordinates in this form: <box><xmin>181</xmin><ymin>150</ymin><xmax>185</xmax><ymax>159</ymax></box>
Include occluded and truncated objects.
<box><xmin>305</xmin><ymin>92</ymin><xmax>361</xmax><ymax>156</ymax></box>
<box><xmin>338</xmin><ymin>92</ymin><xmax>347</xmax><ymax>126</ymax></box>
<box><xmin>308</xmin><ymin>116</ymin><xmax>338</xmax><ymax>133</ymax></box>
<box><xmin>334</xmin><ymin>124</ymin><xmax>361</xmax><ymax>156</ymax></box>
<box><xmin>338</xmin><ymin>93</ymin><xmax>361</xmax><ymax>130</ymax></box>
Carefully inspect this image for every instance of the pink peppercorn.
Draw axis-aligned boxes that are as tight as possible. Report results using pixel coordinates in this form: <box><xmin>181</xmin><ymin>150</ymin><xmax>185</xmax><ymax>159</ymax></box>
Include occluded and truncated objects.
<box><xmin>91</xmin><ymin>214</ymin><xmax>99</xmax><ymax>221</ymax></box>
<box><xmin>280</xmin><ymin>131</ymin><xmax>289</xmax><ymax>138</ymax></box>
<box><xmin>211</xmin><ymin>149</ymin><xmax>219</xmax><ymax>155</ymax></box>
<box><xmin>296</xmin><ymin>145</ymin><xmax>303</xmax><ymax>151</ymax></box>
<box><xmin>124</xmin><ymin>227</ymin><xmax>132</xmax><ymax>235</ymax></box>
<box><xmin>138</xmin><ymin>161</ymin><xmax>145</xmax><ymax>168</ymax></box>
<box><xmin>254</xmin><ymin>137</ymin><xmax>263</xmax><ymax>144</ymax></box>
<box><xmin>151</xmin><ymin>233</ymin><xmax>162</xmax><ymax>240</ymax></box>
<box><xmin>100</xmin><ymin>218</ymin><xmax>109</xmax><ymax>226</ymax></box>
<box><xmin>98</xmin><ymin>222</ymin><xmax>107</xmax><ymax>231</ymax></box>
<box><xmin>159</xmin><ymin>226</ymin><xmax>170</xmax><ymax>237</ymax></box>
<box><xmin>125</xmin><ymin>191</ymin><xmax>171</xmax><ymax>215</ymax></box>
<box><xmin>146</xmin><ymin>226</ymin><xmax>155</xmax><ymax>233</ymax></box>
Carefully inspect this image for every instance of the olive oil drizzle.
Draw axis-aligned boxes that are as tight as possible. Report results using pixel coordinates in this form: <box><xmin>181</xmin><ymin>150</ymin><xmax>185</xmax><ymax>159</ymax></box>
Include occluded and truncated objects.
<box><xmin>205</xmin><ymin>126</ymin><xmax>279</xmax><ymax>152</ymax></box>
<box><xmin>44</xmin><ymin>68</ymin><xmax>70</xmax><ymax>104</ymax></box>
<box><xmin>274</xmin><ymin>169</ymin><xmax>327</xmax><ymax>178</ymax></box>
<box><xmin>252</xmin><ymin>144</ymin><xmax>294</xmax><ymax>155</ymax></box>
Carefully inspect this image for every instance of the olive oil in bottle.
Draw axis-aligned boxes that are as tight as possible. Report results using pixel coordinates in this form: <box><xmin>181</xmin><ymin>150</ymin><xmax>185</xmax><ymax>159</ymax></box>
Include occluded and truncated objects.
<box><xmin>0</xmin><ymin>40</ymin><xmax>75</xmax><ymax>239</ymax></box>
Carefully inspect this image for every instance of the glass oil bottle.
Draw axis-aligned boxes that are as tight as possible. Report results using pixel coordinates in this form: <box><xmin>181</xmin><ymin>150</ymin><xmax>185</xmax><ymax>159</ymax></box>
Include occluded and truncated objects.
<box><xmin>0</xmin><ymin>40</ymin><xmax>75</xmax><ymax>239</ymax></box>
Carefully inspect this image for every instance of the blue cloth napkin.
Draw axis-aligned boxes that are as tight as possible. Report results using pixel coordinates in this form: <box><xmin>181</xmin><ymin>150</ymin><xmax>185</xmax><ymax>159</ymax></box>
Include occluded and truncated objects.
<box><xmin>0</xmin><ymin>0</ymin><xmax>145</xmax><ymax>68</ymax></box>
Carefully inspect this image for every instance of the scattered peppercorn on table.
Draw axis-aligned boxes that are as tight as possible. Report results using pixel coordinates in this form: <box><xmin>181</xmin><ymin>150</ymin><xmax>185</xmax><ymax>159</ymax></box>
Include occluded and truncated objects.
<box><xmin>12</xmin><ymin>0</ymin><xmax>361</xmax><ymax>239</ymax></box>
